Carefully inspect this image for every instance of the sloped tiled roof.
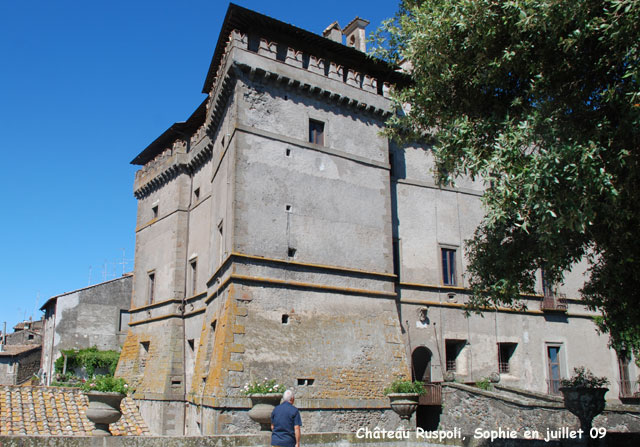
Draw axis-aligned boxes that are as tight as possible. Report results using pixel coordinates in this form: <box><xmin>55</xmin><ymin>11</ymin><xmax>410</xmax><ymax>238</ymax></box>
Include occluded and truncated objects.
<box><xmin>0</xmin><ymin>344</ymin><xmax>40</xmax><ymax>357</ymax></box>
<box><xmin>0</xmin><ymin>386</ymin><xmax>150</xmax><ymax>436</ymax></box>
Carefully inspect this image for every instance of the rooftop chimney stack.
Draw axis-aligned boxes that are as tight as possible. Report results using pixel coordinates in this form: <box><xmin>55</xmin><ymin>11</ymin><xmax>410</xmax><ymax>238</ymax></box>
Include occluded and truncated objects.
<box><xmin>323</xmin><ymin>21</ymin><xmax>342</xmax><ymax>43</ymax></box>
<box><xmin>343</xmin><ymin>17</ymin><xmax>370</xmax><ymax>52</ymax></box>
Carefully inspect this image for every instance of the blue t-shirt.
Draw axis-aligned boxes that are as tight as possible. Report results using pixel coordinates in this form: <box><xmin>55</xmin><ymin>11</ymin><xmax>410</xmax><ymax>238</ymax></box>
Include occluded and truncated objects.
<box><xmin>270</xmin><ymin>401</ymin><xmax>301</xmax><ymax>447</ymax></box>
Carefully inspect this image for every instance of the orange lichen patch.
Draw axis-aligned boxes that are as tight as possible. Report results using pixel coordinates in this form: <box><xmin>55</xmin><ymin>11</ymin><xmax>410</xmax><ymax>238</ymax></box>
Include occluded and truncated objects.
<box><xmin>190</xmin><ymin>285</ymin><xmax>246</xmax><ymax>403</ymax></box>
<box><xmin>0</xmin><ymin>385</ymin><xmax>150</xmax><ymax>436</ymax></box>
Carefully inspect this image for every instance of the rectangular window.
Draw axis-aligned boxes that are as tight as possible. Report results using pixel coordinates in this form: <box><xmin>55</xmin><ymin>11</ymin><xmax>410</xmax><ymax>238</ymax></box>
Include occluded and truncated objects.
<box><xmin>118</xmin><ymin>310</ymin><xmax>130</xmax><ymax>332</ymax></box>
<box><xmin>309</xmin><ymin>119</ymin><xmax>324</xmax><ymax>145</ymax></box>
<box><xmin>618</xmin><ymin>351</ymin><xmax>633</xmax><ymax>397</ymax></box>
<box><xmin>148</xmin><ymin>272</ymin><xmax>155</xmax><ymax>304</ymax></box>
<box><xmin>194</xmin><ymin>188</ymin><xmax>200</xmax><ymax>201</ymax></box>
<box><xmin>498</xmin><ymin>343</ymin><xmax>517</xmax><ymax>374</ymax></box>
<box><xmin>189</xmin><ymin>259</ymin><xmax>197</xmax><ymax>296</ymax></box>
<box><xmin>218</xmin><ymin>220</ymin><xmax>224</xmax><ymax>264</ymax></box>
<box><xmin>139</xmin><ymin>341</ymin><xmax>150</xmax><ymax>373</ymax></box>
<box><xmin>441</xmin><ymin>248</ymin><xmax>457</xmax><ymax>286</ymax></box>
<box><xmin>152</xmin><ymin>205</ymin><xmax>158</xmax><ymax>219</ymax></box>
<box><xmin>541</xmin><ymin>268</ymin><xmax>553</xmax><ymax>298</ymax></box>
<box><xmin>445</xmin><ymin>339</ymin><xmax>465</xmax><ymax>372</ymax></box>
<box><xmin>547</xmin><ymin>345</ymin><xmax>562</xmax><ymax>394</ymax></box>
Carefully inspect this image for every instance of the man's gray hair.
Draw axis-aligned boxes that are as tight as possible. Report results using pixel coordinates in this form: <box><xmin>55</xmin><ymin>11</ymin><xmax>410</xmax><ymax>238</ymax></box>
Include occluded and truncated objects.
<box><xmin>283</xmin><ymin>389</ymin><xmax>294</xmax><ymax>403</ymax></box>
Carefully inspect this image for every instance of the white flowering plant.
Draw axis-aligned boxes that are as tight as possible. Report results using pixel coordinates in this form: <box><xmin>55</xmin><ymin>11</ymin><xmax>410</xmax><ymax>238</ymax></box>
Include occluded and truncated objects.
<box><xmin>81</xmin><ymin>375</ymin><xmax>131</xmax><ymax>395</ymax></box>
<box><xmin>242</xmin><ymin>378</ymin><xmax>284</xmax><ymax>395</ymax></box>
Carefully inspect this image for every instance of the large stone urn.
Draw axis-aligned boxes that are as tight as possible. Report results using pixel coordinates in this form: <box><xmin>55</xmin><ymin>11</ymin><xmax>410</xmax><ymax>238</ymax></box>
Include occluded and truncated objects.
<box><xmin>247</xmin><ymin>393</ymin><xmax>283</xmax><ymax>431</ymax></box>
<box><xmin>387</xmin><ymin>393</ymin><xmax>419</xmax><ymax>421</ymax></box>
<box><xmin>84</xmin><ymin>392</ymin><xmax>124</xmax><ymax>436</ymax></box>
<box><xmin>560</xmin><ymin>387</ymin><xmax>608</xmax><ymax>443</ymax></box>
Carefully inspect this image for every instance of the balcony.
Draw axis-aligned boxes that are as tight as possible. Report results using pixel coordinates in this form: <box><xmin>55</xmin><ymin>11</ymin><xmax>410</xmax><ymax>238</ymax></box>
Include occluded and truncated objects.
<box><xmin>541</xmin><ymin>292</ymin><xmax>568</xmax><ymax>313</ymax></box>
<box><xmin>418</xmin><ymin>383</ymin><xmax>442</xmax><ymax>406</ymax></box>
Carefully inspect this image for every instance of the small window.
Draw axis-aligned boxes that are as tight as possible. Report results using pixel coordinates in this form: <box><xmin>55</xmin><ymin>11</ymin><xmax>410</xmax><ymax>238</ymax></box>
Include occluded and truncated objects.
<box><xmin>194</xmin><ymin>188</ymin><xmax>200</xmax><ymax>201</ymax></box>
<box><xmin>118</xmin><ymin>310</ymin><xmax>130</xmax><ymax>332</ymax></box>
<box><xmin>285</xmin><ymin>204</ymin><xmax>292</xmax><ymax>212</ymax></box>
<box><xmin>148</xmin><ymin>272</ymin><xmax>156</xmax><ymax>304</ymax></box>
<box><xmin>288</xmin><ymin>247</ymin><xmax>297</xmax><ymax>258</ymax></box>
<box><xmin>309</xmin><ymin>119</ymin><xmax>324</xmax><ymax>145</ymax></box>
<box><xmin>152</xmin><ymin>205</ymin><xmax>158</xmax><ymax>219</ymax></box>
<box><xmin>286</xmin><ymin>148</ymin><xmax>291</xmax><ymax>157</ymax></box>
<box><xmin>441</xmin><ymin>248</ymin><xmax>457</xmax><ymax>286</ymax></box>
<box><xmin>188</xmin><ymin>339</ymin><xmax>195</xmax><ymax>352</ymax></box>
<box><xmin>189</xmin><ymin>259</ymin><xmax>198</xmax><ymax>296</ymax></box>
<box><xmin>282</xmin><ymin>314</ymin><xmax>289</xmax><ymax>324</ymax></box>
<box><xmin>27</xmin><ymin>334</ymin><xmax>34</xmax><ymax>340</ymax></box>
<box><xmin>297</xmin><ymin>378</ymin><xmax>315</xmax><ymax>386</ymax></box>
<box><xmin>140</xmin><ymin>341</ymin><xmax>150</xmax><ymax>371</ymax></box>
<box><xmin>498</xmin><ymin>342</ymin><xmax>517</xmax><ymax>374</ymax></box>
<box><xmin>218</xmin><ymin>220</ymin><xmax>224</xmax><ymax>263</ymax></box>
<box><xmin>445</xmin><ymin>339</ymin><xmax>465</xmax><ymax>372</ymax></box>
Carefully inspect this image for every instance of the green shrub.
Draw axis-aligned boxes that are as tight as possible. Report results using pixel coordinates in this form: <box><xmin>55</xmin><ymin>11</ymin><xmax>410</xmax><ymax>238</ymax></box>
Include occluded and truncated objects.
<box><xmin>383</xmin><ymin>379</ymin><xmax>426</xmax><ymax>395</ymax></box>
<box><xmin>54</xmin><ymin>346</ymin><xmax>120</xmax><ymax>376</ymax></box>
<box><xmin>475</xmin><ymin>378</ymin><xmax>491</xmax><ymax>390</ymax></box>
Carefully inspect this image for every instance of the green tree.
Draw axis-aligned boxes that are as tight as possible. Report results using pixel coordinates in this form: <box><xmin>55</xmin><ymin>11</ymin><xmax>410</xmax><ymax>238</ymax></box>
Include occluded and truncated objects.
<box><xmin>372</xmin><ymin>0</ymin><xmax>640</xmax><ymax>356</ymax></box>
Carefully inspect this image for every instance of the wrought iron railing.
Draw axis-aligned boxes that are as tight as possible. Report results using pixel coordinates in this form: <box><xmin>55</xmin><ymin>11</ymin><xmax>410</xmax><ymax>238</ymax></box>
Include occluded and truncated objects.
<box><xmin>619</xmin><ymin>380</ymin><xmax>640</xmax><ymax>398</ymax></box>
<box><xmin>499</xmin><ymin>362</ymin><xmax>510</xmax><ymax>374</ymax></box>
<box><xmin>541</xmin><ymin>292</ymin><xmax>568</xmax><ymax>312</ymax></box>
<box><xmin>547</xmin><ymin>379</ymin><xmax>562</xmax><ymax>395</ymax></box>
<box><xmin>418</xmin><ymin>383</ymin><xmax>442</xmax><ymax>406</ymax></box>
<box><xmin>446</xmin><ymin>360</ymin><xmax>457</xmax><ymax>372</ymax></box>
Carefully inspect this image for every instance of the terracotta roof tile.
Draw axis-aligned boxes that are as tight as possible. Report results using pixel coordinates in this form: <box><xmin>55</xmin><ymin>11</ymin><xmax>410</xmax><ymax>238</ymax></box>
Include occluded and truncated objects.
<box><xmin>0</xmin><ymin>344</ymin><xmax>41</xmax><ymax>357</ymax></box>
<box><xmin>0</xmin><ymin>386</ymin><xmax>150</xmax><ymax>436</ymax></box>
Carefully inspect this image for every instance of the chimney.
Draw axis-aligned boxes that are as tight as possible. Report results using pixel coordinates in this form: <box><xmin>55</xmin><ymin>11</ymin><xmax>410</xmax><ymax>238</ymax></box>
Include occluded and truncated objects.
<box><xmin>1</xmin><ymin>322</ymin><xmax>5</xmax><ymax>352</ymax></box>
<box><xmin>343</xmin><ymin>17</ymin><xmax>370</xmax><ymax>52</ymax></box>
<box><xmin>323</xmin><ymin>21</ymin><xmax>342</xmax><ymax>43</ymax></box>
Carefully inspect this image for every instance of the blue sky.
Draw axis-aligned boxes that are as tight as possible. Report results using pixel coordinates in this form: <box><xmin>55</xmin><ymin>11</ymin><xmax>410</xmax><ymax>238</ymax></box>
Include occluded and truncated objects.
<box><xmin>0</xmin><ymin>0</ymin><xmax>400</xmax><ymax>329</ymax></box>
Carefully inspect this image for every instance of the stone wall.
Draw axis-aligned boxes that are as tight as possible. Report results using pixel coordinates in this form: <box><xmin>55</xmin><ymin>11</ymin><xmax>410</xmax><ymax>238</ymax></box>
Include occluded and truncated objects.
<box><xmin>440</xmin><ymin>383</ymin><xmax>640</xmax><ymax>438</ymax></box>
<box><xmin>41</xmin><ymin>275</ymin><xmax>132</xmax><ymax>384</ymax></box>
<box><xmin>16</xmin><ymin>348</ymin><xmax>41</xmax><ymax>385</ymax></box>
<box><xmin>1</xmin><ymin>432</ymin><xmax>640</xmax><ymax>447</ymax></box>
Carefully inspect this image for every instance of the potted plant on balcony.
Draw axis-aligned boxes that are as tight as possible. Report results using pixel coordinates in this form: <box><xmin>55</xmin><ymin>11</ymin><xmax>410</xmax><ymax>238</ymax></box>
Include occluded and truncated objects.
<box><xmin>81</xmin><ymin>375</ymin><xmax>131</xmax><ymax>436</ymax></box>
<box><xmin>384</xmin><ymin>379</ymin><xmax>426</xmax><ymax>421</ymax></box>
<box><xmin>559</xmin><ymin>367</ymin><xmax>609</xmax><ymax>438</ymax></box>
<box><xmin>244</xmin><ymin>378</ymin><xmax>285</xmax><ymax>431</ymax></box>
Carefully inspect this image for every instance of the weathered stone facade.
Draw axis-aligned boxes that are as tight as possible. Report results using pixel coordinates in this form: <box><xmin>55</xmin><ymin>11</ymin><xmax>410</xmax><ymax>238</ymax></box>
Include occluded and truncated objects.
<box><xmin>0</xmin><ymin>346</ymin><xmax>41</xmax><ymax>386</ymax></box>
<box><xmin>117</xmin><ymin>4</ymin><xmax>638</xmax><ymax>436</ymax></box>
<box><xmin>40</xmin><ymin>274</ymin><xmax>133</xmax><ymax>385</ymax></box>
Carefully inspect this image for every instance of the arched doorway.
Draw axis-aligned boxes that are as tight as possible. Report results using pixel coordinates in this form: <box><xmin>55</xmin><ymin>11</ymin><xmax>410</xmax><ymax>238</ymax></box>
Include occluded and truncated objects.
<box><xmin>412</xmin><ymin>346</ymin><xmax>432</xmax><ymax>383</ymax></box>
<box><xmin>412</xmin><ymin>346</ymin><xmax>440</xmax><ymax>430</ymax></box>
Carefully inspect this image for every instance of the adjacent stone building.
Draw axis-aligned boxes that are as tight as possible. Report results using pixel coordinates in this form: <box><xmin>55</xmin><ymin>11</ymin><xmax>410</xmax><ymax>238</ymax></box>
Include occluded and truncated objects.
<box><xmin>40</xmin><ymin>274</ymin><xmax>132</xmax><ymax>385</ymax></box>
<box><xmin>117</xmin><ymin>4</ymin><xmax>638</xmax><ymax>435</ymax></box>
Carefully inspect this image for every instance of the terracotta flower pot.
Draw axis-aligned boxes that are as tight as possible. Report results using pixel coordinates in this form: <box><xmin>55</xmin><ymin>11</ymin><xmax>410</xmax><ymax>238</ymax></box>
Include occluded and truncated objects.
<box><xmin>84</xmin><ymin>391</ymin><xmax>124</xmax><ymax>436</ymax></box>
<box><xmin>387</xmin><ymin>393</ymin><xmax>419</xmax><ymax>421</ymax></box>
<box><xmin>247</xmin><ymin>393</ymin><xmax>283</xmax><ymax>431</ymax></box>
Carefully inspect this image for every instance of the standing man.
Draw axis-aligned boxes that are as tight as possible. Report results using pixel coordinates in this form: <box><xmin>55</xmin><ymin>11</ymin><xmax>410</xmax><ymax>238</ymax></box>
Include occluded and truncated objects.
<box><xmin>271</xmin><ymin>389</ymin><xmax>301</xmax><ymax>447</ymax></box>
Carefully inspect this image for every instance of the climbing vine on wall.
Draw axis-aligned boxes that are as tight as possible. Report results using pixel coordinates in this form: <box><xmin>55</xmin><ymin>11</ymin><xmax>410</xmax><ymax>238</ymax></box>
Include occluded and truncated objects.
<box><xmin>54</xmin><ymin>346</ymin><xmax>120</xmax><ymax>376</ymax></box>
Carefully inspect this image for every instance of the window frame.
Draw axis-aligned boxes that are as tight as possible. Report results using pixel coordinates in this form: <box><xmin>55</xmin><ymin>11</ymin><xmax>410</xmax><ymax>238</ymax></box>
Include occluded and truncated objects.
<box><xmin>440</xmin><ymin>246</ymin><xmax>458</xmax><ymax>286</ymax></box>
<box><xmin>308</xmin><ymin>119</ymin><xmax>325</xmax><ymax>146</ymax></box>
<box><xmin>147</xmin><ymin>271</ymin><xmax>156</xmax><ymax>305</ymax></box>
